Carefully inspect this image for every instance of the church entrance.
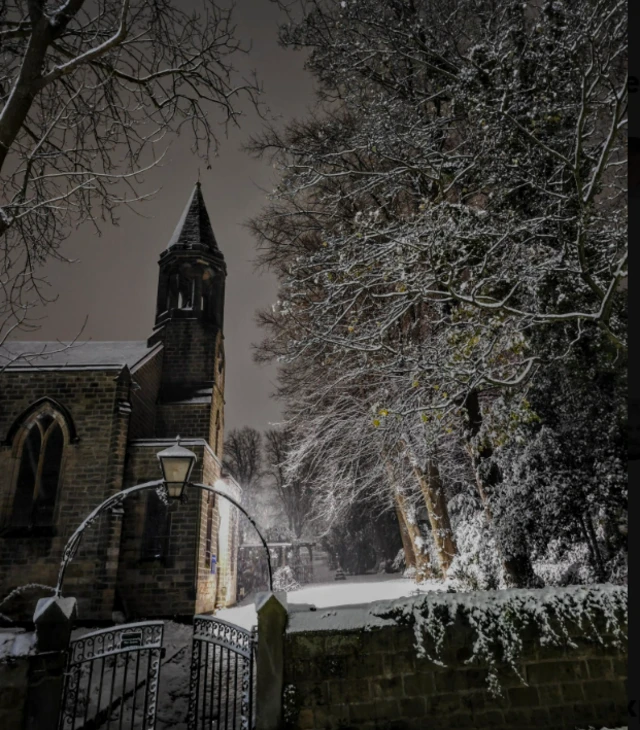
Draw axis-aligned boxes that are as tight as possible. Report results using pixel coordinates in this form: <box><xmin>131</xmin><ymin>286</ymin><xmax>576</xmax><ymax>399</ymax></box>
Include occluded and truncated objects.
<box><xmin>54</xmin><ymin>475</ymin><xmax>268</xmax><ymax>729</ymax></box>
<box><xmin>57</xmin><ymin>615</ymin><xmax>257</xmax><ymax>730</ymax></box>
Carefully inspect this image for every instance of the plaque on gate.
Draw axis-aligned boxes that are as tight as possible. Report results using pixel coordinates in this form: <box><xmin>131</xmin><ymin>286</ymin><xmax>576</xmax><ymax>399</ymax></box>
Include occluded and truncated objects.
<box><xmin>121</xmin><ymin>630</ymin><xmax>143</xmax><ymax>648</ymax></box>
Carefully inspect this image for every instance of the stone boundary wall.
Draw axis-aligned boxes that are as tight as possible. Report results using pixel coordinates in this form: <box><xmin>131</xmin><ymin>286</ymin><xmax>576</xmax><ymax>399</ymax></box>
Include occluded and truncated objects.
<box><xmin>282</xmin><ymin>599</ymin><xmax>627</xmax><ymax>730</ymax></box>
<box><xmin>0</xmin><ymin>656</ymin><xmax>29</xmax><ymax>730</ymax></box>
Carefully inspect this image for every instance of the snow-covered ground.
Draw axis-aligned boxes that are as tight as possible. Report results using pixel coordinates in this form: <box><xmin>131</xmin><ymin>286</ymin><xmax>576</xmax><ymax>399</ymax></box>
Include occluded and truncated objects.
<box><xmin>217</xmin><ymin>572</ymin><xmax>444</xmax><ymax>630</ymax></box>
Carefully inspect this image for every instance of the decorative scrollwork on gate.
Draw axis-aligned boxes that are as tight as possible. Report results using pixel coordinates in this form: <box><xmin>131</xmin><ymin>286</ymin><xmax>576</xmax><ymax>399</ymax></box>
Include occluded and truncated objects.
<box><xmin>193</xmin><ymin>615</ymin><xmax>253</xmax><ymax>657</ymax></box>
<box><xmin>58</xmin><ymin>621</ymin><xmax>164</xmax><ymax>730</ymax></box>
<box><xmin>188</xmin><ymin>615</ymin><xmax>256</xmax><ymax>730</ymax></box>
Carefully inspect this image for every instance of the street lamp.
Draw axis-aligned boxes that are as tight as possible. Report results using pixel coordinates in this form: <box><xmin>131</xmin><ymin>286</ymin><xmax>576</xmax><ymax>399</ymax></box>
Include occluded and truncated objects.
<box><xmin>157</xmin><ymin>437</ymin><xmax>197</xmax><ymax>499</ymax></box>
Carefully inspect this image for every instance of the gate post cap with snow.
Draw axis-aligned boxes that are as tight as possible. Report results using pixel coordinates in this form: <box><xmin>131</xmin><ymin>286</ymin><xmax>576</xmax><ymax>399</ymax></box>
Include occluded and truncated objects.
<box><xmin>255</xmin><ymin>590</ymin><xmax>287</xmax><ymax>613</ymax></box>
<box><xmin>33</xmin><ymin>596</ymin><xmax>77</xmax><ymax>652</ymax></box>
<box><xmin>255</xmin><ymin>591</ymin><xmax>288</xmax><ymax>730</ymax></box>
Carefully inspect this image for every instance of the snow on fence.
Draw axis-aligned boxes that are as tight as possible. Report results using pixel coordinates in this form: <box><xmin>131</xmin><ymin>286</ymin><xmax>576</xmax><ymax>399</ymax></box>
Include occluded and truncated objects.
<box><xmin>282</xmin><ymin>584</ymin><xmax>628</xmax><ymax>730</ymax></box>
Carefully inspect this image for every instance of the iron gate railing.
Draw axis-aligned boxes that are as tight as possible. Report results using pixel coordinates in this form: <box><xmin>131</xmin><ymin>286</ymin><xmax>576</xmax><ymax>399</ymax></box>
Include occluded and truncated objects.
<box><xmin>187</xmin><ymin>615</ymin><xmax>256</xmax><ymax>730</ymax></box>
<box><xmin>58</xmin><ymin>621</ymin><xmax>164</xmax><ymax>730</ymax></box>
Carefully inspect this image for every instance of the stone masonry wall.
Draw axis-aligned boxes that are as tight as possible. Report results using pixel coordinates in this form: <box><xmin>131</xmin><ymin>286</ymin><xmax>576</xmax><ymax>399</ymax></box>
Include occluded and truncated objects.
<box><xmin>283</xmin><ymin>605</ymin><xmax>627</xmax><ymax>730</ymax></box>
<box><xmin>156</xmin><ymin>401</ymin><xmax>211</xmax><ymax>441</ymax></box>
<box><xmin>128</xmin><ymin>348</ymin><xmax>163</xmax><ymax>439</ymax></box>
<box><xmin>213</xmin><ymin>479</ymin><xmax>240</xmax><ymax>610</ymax></box>
<box><xmin>0</xmin><ymin>369</ymin><xmax>130</xmax><ymax>620</ymax></box>
<box><xmin>117</xmin><ymin>441</ymin><xmax>208</xmax><ymax>618</ymax></box>
<box><xmin>157</xmin><ymin>318</ymin><xmax>219</xmax><ymax>388</ymax></box>
<box><xmin>194</xmin><ymin>445</ymin><xmax>221</xmax><ymax>614</ymax></box>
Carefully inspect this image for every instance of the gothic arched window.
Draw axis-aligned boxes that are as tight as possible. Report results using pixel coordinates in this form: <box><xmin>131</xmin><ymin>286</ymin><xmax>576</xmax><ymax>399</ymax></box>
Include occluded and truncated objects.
<box><xmin>10</xmin><ymin>411</ymin><xmax>66</xmax><ymax>529</ymax></box>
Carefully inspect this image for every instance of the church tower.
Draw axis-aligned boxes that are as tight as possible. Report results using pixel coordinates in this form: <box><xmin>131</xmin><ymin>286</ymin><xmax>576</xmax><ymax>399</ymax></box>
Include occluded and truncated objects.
<box><xmin>148</xmin><ymin>183</ymin><xmax>226</xmax><ymax>457</ymax></box>
<box><xmin>0</xmin><ymin>182</ymin><xmax>238</xmax><ymax>620</ymax></box>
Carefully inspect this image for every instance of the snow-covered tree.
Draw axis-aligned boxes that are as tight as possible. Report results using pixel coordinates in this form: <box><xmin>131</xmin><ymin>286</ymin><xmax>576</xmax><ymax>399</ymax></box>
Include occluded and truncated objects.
<box><xmin>250</xmin><ymin>0</ymin><xmax>627</xmax><ymax>587</ymax></box>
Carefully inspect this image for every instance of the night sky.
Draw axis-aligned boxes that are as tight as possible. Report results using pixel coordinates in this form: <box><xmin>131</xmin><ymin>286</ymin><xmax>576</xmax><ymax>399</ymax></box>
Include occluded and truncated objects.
<box><xmin>14</xmin><ymin>0</ymin><xmax>314</xmax><ymax>434</ymax></box>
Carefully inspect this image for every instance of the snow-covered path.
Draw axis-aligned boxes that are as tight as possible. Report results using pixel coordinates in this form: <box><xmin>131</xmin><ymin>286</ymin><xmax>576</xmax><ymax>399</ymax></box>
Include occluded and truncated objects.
<box><xmin>216</xmin><ymin>573</ymin><xmax>444</xmax><ymax>630</ymax></box>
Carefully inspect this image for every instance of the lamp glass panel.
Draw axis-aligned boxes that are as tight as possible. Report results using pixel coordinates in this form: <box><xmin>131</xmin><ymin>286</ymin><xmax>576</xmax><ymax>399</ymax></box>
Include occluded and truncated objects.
<box><xmin>163</xmin><ymin>457</ymin><xmax>191</xmax><ymax>485</ymax></box>
<box><xmin>166</xmin><ymin>482</ymin><xmax>184</xmax><ymax>499</ymax></box>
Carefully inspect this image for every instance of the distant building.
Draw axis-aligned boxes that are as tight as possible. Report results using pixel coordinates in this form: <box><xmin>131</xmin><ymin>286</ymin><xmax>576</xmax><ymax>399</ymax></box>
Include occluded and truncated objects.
<box><xmin>0</xmin><ymin>184</ymin><xmax>240</xmax><ymax>620</ymax></box>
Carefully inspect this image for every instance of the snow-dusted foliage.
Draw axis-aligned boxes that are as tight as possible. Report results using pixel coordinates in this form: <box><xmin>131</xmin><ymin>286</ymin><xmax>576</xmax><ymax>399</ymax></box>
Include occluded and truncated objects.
<box><xmin>0</xmin><ymin>583</ymin><xmax>56</xmax><ymax>623</ymax></box>
<box><xmin>283</xmin><ymin>684</ymin><xmax>298</xmax><ymax>725</ymax></box>
<box><xmin>372</xmin><ymin>584</ymin><xmax>627</xmax><ymax>697</ymax></box>
<box><xmin>273</xmin><ymin>566</ymin><xmax>302</xmax><ymax>592</ymax></box>
<box><xmin>392</xmin><ymin>549</ymin><xmax>405</xmax><ymax>573</ymax></box>
<box><xmin>447</xmin><ymin>493</ymin><xmax>502</xmax><ymax>591</ymax></box>
<box><xmin>250</xmin><ymin>0</ymin><xmax>627</xmax><ymax>587</ymax></box>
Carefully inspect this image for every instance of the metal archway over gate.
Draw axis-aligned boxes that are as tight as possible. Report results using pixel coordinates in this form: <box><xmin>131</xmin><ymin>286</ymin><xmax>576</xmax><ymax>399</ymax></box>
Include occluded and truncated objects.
<box><xmin>56</xmin><ymin>479</ymin><xmax>267</xmax><ymax>730</ymax></box>
<box><xmin>55</xmin><ymin>479</ymin><xmax>273</xmax><ymax>598</ymax></box>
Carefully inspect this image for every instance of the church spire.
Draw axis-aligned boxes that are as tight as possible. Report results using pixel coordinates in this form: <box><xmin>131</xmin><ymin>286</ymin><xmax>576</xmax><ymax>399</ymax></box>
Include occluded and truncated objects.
<box><xmin>149</xmin><ymin>183</ymin><xmax>227</xmax><ymax>344</ymax></box>
<box><xmin>166</xmin><ymin>182</ymin><xmax>222</xmax><ymax>257</ymax></box>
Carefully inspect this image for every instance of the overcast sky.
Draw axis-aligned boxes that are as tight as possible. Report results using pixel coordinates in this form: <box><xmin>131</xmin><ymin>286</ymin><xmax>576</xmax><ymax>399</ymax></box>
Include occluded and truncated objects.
<box><xmin>15</xmin><ymin>0</ymin><xmax>314</xmax><ymax>434</ymax></box>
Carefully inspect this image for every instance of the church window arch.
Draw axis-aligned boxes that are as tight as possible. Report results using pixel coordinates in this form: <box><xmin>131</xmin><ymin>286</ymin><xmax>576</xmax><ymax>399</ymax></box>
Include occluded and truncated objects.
<box><xmin>177</xmin><ymin>275</ymin><xmax>195</xmax><ymax>310</ymax></box>
<box><xmin>6</xmin><ymin>406</ymin><xmax>68</xmax><ymax>530</ymax></box>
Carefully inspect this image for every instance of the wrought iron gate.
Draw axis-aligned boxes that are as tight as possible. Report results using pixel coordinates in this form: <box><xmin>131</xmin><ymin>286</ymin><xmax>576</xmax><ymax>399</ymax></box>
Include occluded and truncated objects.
<box><xmin>58</xmin><ymin>621</ymin><xmax>164</xmax><ymax>730</ymax></box>
<box><xmin>187</xmin><ymin>615</ymin><xmax>256</xmax><ymax>730</ymax></box>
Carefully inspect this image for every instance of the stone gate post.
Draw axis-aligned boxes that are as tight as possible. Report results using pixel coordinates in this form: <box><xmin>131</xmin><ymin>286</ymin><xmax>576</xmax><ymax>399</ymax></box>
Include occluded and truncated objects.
<box><xmin>26</xmin><ymin>596</ymin><xmax>77</xmax><ymax>730</ymax></box>
<box><xmin>255</xmin><ymin>591</ymin><xmax>288</xmax><ymax>730</ymax></box>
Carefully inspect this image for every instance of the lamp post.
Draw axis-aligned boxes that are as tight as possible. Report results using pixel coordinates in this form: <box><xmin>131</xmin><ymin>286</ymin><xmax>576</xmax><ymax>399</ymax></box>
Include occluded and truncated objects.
<box><xmin>157</xmin><ymin>437</ymin><xmax>197</xmax><ymax>500</ymax></box>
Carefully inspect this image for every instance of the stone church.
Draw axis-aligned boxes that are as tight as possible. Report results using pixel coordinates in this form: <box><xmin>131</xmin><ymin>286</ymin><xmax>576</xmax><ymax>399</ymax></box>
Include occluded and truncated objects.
<box><xmin>0</xmin><ymin>184</ymin><xmax>240</xmax><ymax>620</ymax></box>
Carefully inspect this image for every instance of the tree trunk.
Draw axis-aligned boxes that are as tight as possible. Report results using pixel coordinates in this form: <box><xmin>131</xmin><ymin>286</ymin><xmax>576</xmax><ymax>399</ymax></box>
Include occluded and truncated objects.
<box><xmin>394</xmin><ymin>501</ymin><xmax>417</xmax><ymax>571</ymax></box>
<box><xmin>411</xmin><ymin>460</ymin><xmax>457</xmax><ymax>576</ymax></box>
<box><xmin>385</xmin><ymin>459</ymin><xmax>432</xmax><ymax>580</ymax></box>
<box><xmin>579</xmin><ymin>511</ymin><xmax>606</xmax><ymax>582</ymax></box>
<box><xmin>394</xmin><ymin>487</ymin><xmax>432</xmax><ymax>581</ymax></box>
<box><xmin>463</xmin><ymin>388</ymin><xmax>540</xmax><ymax>588</ymax></box>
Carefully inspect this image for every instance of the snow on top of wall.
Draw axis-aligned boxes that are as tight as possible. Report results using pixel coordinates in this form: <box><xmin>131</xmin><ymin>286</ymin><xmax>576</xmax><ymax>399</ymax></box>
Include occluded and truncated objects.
<box><xmin>285</xmin><ymin>583</ymin><xmax>627</xmax><ymax>696</ymax></box>
<box><xmin>288</xmin><ymin>602</ymin><xmax>396</xmax><ymax>633</ymax></box>
<box><xmin>0</xmin><ymin>629</ymin><xmax>36</xmax><ymax>662</ymax></box>
<box><xmin>371</xmin><ymin>582</ymin><xmax>627</xmax><ymax>622</ymax></box>
<box><xmin>286</xmin><ymin>582</ymin><xmax>627</xmax><ymax>634</ymax></box>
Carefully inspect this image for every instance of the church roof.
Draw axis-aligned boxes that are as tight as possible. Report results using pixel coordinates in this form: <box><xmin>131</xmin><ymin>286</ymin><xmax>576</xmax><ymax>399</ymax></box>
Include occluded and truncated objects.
<box><xmin>166</xmin><ymin>182</ymin><xmax>222</xmax><ymax>255</ymax></box>
<box><xmin>0</xmin><ymin>341</ymin><xmax>160</xmax><ymax>371</ymax></box>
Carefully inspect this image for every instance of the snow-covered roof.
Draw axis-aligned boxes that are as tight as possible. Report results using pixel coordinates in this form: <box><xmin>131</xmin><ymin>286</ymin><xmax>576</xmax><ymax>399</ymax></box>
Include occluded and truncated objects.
<box><xmin>0</xmin><ymin>341</ymin><xmax>160</xmax><ymax>371</ymax></box>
